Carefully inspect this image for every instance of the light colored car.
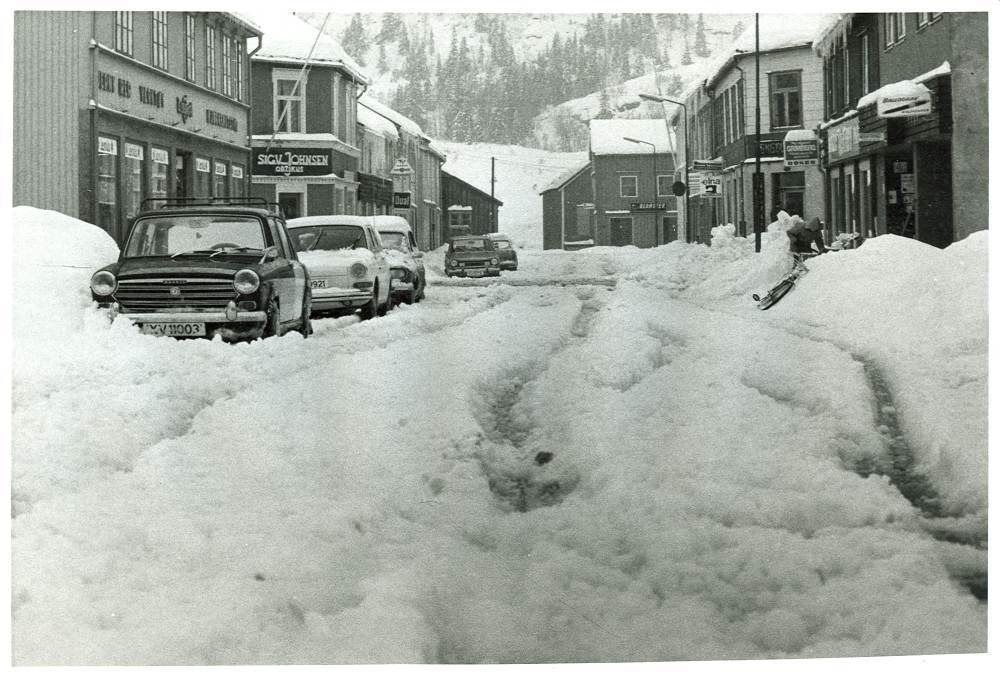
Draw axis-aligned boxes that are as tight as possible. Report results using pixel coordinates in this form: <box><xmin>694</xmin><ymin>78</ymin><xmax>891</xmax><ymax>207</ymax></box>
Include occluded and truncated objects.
<box><xmin>373</xmin><ymin>215</ymin><xmax>426</xmax><ymax>304</ymax></box>
<box><xmin>286</xmin><ymin>215</ymin><xmax>392</xmax><ymax>320</ymax></box>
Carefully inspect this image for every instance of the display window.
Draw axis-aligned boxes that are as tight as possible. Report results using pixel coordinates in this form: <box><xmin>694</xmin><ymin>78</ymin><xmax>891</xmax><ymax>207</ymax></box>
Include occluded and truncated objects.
<box><xmin>122</xmin><ymin>142</ymin><xmax>145</xmax><ymax>222</ymax></box>
<box><xmin>194</xmin><ymin>157</ymin><xmax>211</xmax><ymax>197</ymax></box>
<box><xmin>214</xmin><ymin>161</ymin><xmax>228</xmax><ymax>197</ymax></box>
<box><xmin>97</xmin><ymin>136</ymin><xmax>119</xmax><ymax>236</ymax></box>
<box><xmin>150</xmin><ymin>147</ymin><xmax>170</xmax><ymax>208</ymax></box>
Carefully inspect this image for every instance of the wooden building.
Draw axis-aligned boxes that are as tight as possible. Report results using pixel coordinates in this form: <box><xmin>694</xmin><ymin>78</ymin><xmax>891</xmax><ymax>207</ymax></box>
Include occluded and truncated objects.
<box><xmin>441</xmin><ymin>170</ymin><xmax>503</xmax><ymax>240</ymax></box>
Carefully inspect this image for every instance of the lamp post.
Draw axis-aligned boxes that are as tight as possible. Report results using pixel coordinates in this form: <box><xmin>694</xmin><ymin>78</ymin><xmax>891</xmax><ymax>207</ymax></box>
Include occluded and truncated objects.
<box><xmin>753</xmin><ymin>13</ymin><xmax>763</xmax><ymax>253</ymax></box>
<box><xmin>623</xmin><ymin>136</ymin><xmax>659</xmax><ymax>244</ymax></box>
<box><xmin>639</xmin><ymin>93</ymin><xmax>688</xmax><ymax>243</ymax></box>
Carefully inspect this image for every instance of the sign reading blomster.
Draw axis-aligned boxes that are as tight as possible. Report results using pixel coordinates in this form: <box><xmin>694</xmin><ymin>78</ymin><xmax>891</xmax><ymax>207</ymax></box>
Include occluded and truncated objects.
<box><xmin>252</xmin><ymin>148</ymin><xmax>332</xmax><ymax>177</ymax></box>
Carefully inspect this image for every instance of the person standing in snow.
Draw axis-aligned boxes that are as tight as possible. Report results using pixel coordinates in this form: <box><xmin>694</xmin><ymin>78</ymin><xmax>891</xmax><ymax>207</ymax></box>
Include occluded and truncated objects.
<box><xmin>786</xmin><ymin>216</ymin><xmax>827</xmax><ymax>261</ymax></box>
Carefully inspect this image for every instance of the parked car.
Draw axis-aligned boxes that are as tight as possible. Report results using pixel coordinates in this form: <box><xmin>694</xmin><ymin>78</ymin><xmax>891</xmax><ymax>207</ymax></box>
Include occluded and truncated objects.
<box><xmin>286</xmin><ymin>215</ymin><xmax>392</xmax><ymax>320</ymax></box>
<box><xmin>373</xmin><ymin>215</ymin><xmax>426</xmax><ymax>304</ymax></box>
<box><xmin>444</xmin><ymin>235</ymin><xmax>501</xmax><ymax>278</ymax></box>
<box><xmin>89</xmin><ymin>197</ymin><xmax>311</xmax><ymax>340</ymax></box>
<box><xmin>487</xmin><ymin>233</ymin><xmax>518</xmax><ymax>270</ymax></box>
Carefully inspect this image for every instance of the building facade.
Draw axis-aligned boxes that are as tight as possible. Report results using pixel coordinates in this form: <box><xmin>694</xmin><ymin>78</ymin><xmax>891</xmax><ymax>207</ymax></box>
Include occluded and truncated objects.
<box><xmin>815</xmin><ymin>12</ymin><xmax>988</xmax><ymax>246</ymax></box>
<box><xmin>13</xmin><ymin>11</ymin><xmax>261</xmax><ymax>244</ymax></box>
<box><xmin>248</xmin><ymin>15</ymin><xmax>367</xmax><ymax>221</ymax></box>
<box><xmin>590</xmin><ymin>119</ymin><xmax>677</xmax><ymax>248</ymax></box>
<box><xmin>441</xmin><ymin>170</ymin><xmax>503</xmax><ymax>240</ymax></box>
<box><xmin>540</xmin><ymin>160</ymin><xmax>593</xmax><ymax>250</ymax></box>
<box><xmin>356</xmin><ymin>103</ymin><xmax>398</xmax><ymax>216</ymax></box>
<box><xmin>676</xmin><ymin>40</ymin><xmax>827</xmax><ymax>244</ymax></box>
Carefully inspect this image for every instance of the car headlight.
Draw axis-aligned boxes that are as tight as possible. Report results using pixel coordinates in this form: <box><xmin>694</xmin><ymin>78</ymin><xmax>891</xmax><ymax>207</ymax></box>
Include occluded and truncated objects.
<box><xmin>90</xmin><ymin>270</ymin><xmax>117</xmax><ymax>296</ymax></box>
<box><xmin>390</xmin><ymin>268</ymin><xmax>405</xmax><ymax>280</ymax></box>
<box><xmin>446</xmin><ymin>259</ymin><xmax>456</xmax><ymax>268</ymax></box>
<box><xmin>350</xmin><ymin>262</ymin><xmax>368</xmax><ymax>278</ymax></box>
<box><xmin>233</xmin><ymin>269</ymin><xmax>260</xmax><ymax>294</ymax></box>
<box><xmin>491</xmin><ymin>258</ymin><xmax>499</xmax><ymax>265</ymax></box>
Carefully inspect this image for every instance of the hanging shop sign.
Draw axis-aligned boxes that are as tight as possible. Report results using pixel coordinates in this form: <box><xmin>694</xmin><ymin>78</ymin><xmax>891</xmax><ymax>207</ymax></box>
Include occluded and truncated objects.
<box><xmin>877</xmin><ymin>83</ymin><xmax>932</xmax><ymax>118</ymax></box>
<box><xmin>393</xmin><ymin>192</ymin><xmax>412</xmax><ymax>209</ymax></box>
<box><xmin>783</xmin><ymin>130</ymin><xmax>819</xmax><ymax>167</ymax></box>
<box><xmin>690</xmin><ymin>171</ymin><xmax>722</xmax><ymax>198</ymax></box>
<box><xmin>232</xmin><ymin>165</ymin><xmax>244</xmax><ymax>180</ymax></box>
<box><xmin>98</xmin><ymin>137</ymin><xmax>117</xmax><ymax>155</ymax></box>
<box><xmin>827</xmin><ymin>116</ymin><xmax>860</xmax><ymax>163</ymax></box>
<box><xmin>252</xmin><ymin>148</ymin><xmax>333</xmax><ymax>177</ymax></box>
<box><xmin>214</xmin><ymin>161</ymin><xmax>228</xmax><ymax>176</ymax></box>
<box><xmin>195</xmin><ymin>158</ymin><xmax>211</xmax><ymax>173</ymax></box>
<box><xmin>391</xmin><ymin>158</ymin><xmax>414</xmax><ymax>175</ymax></box>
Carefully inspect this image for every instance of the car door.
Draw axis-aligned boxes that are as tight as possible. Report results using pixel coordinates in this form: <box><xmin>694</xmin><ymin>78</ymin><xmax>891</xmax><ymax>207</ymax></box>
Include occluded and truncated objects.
<box><xmin>269</xmin><ymin>217</ymin><xmax>306</xmax><ymax>324</ymax></box>
<box><xmin>408</xmin><ymin>231</ymin><xmax>426</xmax><ymax>280</ymax></box>
<box><xmin>368</xmin><ymin>226</ymin><xmax>391</xmax><ymax>304</ymax></box>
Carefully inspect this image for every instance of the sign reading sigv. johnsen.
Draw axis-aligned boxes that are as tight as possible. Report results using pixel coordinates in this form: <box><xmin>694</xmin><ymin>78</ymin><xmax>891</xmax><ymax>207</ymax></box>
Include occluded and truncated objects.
<box><xmin>252</xmin><ymin>148</ymin><xmax>332</xmax><ymax>176</ymax></box>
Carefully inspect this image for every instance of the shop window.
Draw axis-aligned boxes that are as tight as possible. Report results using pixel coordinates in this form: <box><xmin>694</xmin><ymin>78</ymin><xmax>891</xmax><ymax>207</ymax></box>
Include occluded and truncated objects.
<box><xmin>122</xmin><ymin>142</ymin><xmax>145</xmax><ymax>224</ymax></box>
<box><xmin>769</xmin><ymin>71</ymin><xmax>802</xmax><ymax>129</ymax></box>
<box><xmin>114</xmin><ymin>12</ymin><xmax>133</xmax><ymax>56</ymax></box>
<box><xmin>230</xmin><ymin>164</ymin><xmax>245</xmax><ymax>197</ymax></box>
<box><xmin>184</xmin><ymin>14</ymin><xmax>196</xmax><ymax>82</ymax></box>
<box><xmin>213</xmin><ymin>161</ymin><xmax>228</xmax><ymax>198</ymax></box>
<box><xmin>194</xmin><ymin>157</ymin><xmax>211</xmax><ymax>197</ymax></box>
<box><xmin>206</xmin><ymin>26</ymin><xmax>217</xmax><ymax>90</ymax></box>
<box><xmin>274</xmin><ymin>72</ymin><xmax>306</xmax><ymax>133</ymax></box>
<box><xmin>619</xmin><ymin>175</ymin><xmax>638</xmax><ymax>198</ymax></box>
<box><xmin>772</xmin><ymin>171</ymin><xmax>805</xmax><ymax>220</ymax></box>
<box><xmin>884</xmin><ymin>13</ymin><xmax>906</xmax><ymax>47</ymax></box>
<box><xmin>149</xmin><ymin>147</ymin><xmax>169</xmax><ymax>207</ymax></box>
<box><xmin>152</xmin><ymin>12</ymin><xmax>168</xmax><ymax>71</ymax></box>
<box><xmin>97</xmin><ymin>137</ymin><xmax>119</xmax><ymax>236</ymax></box>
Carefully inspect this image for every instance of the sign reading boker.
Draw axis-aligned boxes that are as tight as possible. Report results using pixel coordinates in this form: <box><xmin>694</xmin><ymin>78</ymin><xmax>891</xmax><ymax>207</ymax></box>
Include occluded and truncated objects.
<box><xmin>252</xmin><ymin>148</ymin><xmax>333</xmax><ymax>177</ymax></box>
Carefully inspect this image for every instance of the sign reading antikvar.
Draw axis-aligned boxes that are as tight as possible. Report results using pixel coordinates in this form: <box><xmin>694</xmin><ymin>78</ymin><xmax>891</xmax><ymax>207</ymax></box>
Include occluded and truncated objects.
<box><xmin>252</xmin><ymin>148</ymin><xmax>332</xmax><ymax>177</ymax></box>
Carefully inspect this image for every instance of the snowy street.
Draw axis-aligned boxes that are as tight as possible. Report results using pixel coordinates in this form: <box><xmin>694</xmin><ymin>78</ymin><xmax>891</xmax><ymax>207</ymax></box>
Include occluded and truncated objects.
<box><xmin>10</xmin><ymin>207</ymin><xmax>987</xmax><ymax>664</ymax></box>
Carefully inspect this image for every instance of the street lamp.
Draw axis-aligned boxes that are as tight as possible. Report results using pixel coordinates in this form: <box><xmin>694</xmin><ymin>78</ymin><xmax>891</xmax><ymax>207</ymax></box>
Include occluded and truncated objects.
<box><xmin>639</xmin><ymin>93</ymin><xmax>689</xmax><ymax>243</ymax></box>
<box><xmin>622</xmin><ymin>136</ymin><xmax>660</xmax><ymax>244</ymax></box>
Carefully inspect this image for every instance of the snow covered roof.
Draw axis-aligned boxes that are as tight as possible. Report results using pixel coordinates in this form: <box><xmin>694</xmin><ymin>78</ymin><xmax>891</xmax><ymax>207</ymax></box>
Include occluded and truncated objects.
<box><xmin>589</xmin><ymin>119</ymin><xmax>672</xmax><ymax>156</ymax></box>
<box><xmin>357</xmin><ymin>105</ymin><xmax>399</xmax><ymax>141</ymax></box>
<box><xmin>359</xmin><ymin>95</ymin><xmax>424</xmax><ymax>138</ymax></box>
<box><xmin>538</xmin><ymin>159</ymin><xmax>590</xmax><ymax>194</ymax></box>
<box><xmin>246</xmin><ymin>12</ymin><xmax>368</xmax><ymax>84</ymax></box>
<box><xmin>225</xmin><ymin>13</ymin><xmax>263</xmax><ymax>36</ymax></box>
<box><xmin>441</xmin><ymin>168</ymin><xmax>503</xmax><ymax>205</ymax></box>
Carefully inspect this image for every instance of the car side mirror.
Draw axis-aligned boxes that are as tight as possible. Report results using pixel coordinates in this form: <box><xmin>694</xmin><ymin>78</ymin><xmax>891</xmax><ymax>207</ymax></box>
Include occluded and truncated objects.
<box><xmin>413</xmin><ymin>250</ymin><xmax>423</xmax><ymax>258</ymax></box>
<box><xmin>262</xmin><ymin>246</ymin><xmax>279</xmax><ymax>262</ymax></box>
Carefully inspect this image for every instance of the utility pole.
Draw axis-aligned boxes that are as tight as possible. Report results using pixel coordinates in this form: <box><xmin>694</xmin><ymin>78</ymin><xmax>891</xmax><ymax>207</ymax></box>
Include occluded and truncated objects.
<box><xmin>753</xmin><ymin>13</ymin><xmax>763</xmax><ymax>253</ymax></box>
<box><xmin>491</xmin><ymin>156</ymin><xmax>496</xmax><ymax>232</ymax></box>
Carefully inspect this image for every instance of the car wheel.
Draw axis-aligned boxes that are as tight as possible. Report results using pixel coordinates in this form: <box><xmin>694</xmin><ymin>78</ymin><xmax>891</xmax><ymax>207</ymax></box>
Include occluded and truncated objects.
<box><xmin>378</xmin><ymin>285</ymin><xmax>394</xmax><ymax>316</ymax></box>
<box><xmin>263</xmin><ymin>298</ymin><xmax>280</xmax><ymax>338</ymax></box>
<box><xmin>413</xmin><ymin>276</ymin><xmax>423</xmax><ymax>302</ymax></box>
<box><xmin>359</xmin><ymin>287</ymin><xmax>378</xmax><ymax>321</ymax></box>
<box><xmin>298</xmin><ymin>291</ymin><xmax>313</xmax><ymax>337</ymax></box>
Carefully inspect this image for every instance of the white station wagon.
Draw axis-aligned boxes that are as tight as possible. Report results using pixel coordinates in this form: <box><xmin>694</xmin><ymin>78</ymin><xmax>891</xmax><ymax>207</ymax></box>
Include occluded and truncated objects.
<box><xmin>286</xmin><ymin>215</ymin><xmax>392</xmax><ymax>320</ymax></box>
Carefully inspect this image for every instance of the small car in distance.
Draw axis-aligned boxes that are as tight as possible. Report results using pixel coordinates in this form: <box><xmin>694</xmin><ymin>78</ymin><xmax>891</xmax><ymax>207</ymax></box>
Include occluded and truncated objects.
<box><xmin>444</xmin><ymin>235</ymin><xmax>501</xmax><ymax>278</ymax></box>
<box><xmin>374</xmin><ymin>215</ymin><xmax>426</xmax><ymax>304</ymax></box>
<box><xmin>89</xmin><ymin>197</ymin><xmax>311</xmax><ymax>341</ymax></box>
<box><xmin>487</xmin><ymin>233</ymin><xmax>518</xmax><ymax>271</ymax></box>
<box><xmin>287</xmin><ymin>215</ymin><xmax>392</xmax><ymax>320</ymax></box>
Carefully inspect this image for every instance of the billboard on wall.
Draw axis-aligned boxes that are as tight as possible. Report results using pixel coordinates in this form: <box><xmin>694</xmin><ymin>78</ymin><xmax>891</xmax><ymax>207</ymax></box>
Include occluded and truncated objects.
<box><xmin>252</xmin><ymin>148</ymin><xmax>333</xmax><ymax>177</ymax></box>
<box><xmin>784</xmin><ymin>130</ymin><xmax>819</xmax><ymax>168</ymax></box>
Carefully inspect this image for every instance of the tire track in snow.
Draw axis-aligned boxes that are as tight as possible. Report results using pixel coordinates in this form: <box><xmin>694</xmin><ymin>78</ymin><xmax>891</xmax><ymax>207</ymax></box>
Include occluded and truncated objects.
<box><xmin>471</xmin><ymin>286</ymin><xmax>607</xmax><ymax>512</ymax></box>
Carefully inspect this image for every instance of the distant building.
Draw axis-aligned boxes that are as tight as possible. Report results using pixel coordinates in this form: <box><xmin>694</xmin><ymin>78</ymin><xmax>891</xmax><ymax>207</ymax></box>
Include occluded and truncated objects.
<box><xmin>356</xmin><ymin>104</ymin><xmax>398</xmax><ymax>216</ymax></box>
<box><xmin>589</xmin><ymin>119</ymin><xmax>677</xmax><ymax>247</ymax></box>
<box><xmin>673</xmin><ymin>15</ymin><xmax>829</xmax><ymax>244</ymax></box>
<box><xmin>441</xmin><ymin>170</ymin><xmax>503</xmax><ymax>240</ymax></box>
<box><xmin>248</xmin><ymin>13</ymin><xmax>367</xmax><ymax>220</ymax></box>
<box><xmin>814</xmin><ymin>12</ymin><xmax>988</xmax><ymax>246</ymax></box>
<box><xmin>13</xmin><ymin>11</ymin><xmax>261</xmax><ymax>243</ymax></box>
<box><xmin>539</xmin><ymin>160</ymin><xmax>592</xmax><ymax>250</ymax></box>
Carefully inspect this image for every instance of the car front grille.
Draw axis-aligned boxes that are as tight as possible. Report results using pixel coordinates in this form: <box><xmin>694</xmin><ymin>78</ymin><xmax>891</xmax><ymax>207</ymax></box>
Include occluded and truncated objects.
<box><xmin>115</xmin><ymin>276</ymin><xmax>237</xmax><ymax>312</ymax></box>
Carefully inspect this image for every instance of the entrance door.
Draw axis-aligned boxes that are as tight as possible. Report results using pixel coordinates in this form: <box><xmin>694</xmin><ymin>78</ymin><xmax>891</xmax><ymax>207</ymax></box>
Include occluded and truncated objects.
<box><xmin>609</xmin><ymin>216</ymin><xmax>633</xmax><ymax>246</ymax></box>
<box><xmin>278</xmin><ymin>192</ymin><xmax>303</xmax><ymax>220</ymax></box>
<box><xmin>174</xmin><ymin>151</ymin><xmax>191</xmax><ymax>200</ymax></box>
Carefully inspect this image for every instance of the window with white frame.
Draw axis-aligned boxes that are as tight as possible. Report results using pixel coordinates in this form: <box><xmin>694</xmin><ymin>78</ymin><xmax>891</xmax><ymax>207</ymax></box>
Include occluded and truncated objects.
<box><xmin>657</xmin><ymin>175</ymin><xmax>671</xmax><ymax>197</ymax></box>
<box><xmin>274</xmin><ymin>70</ymin><xmax>306</xmax><ymax>133</ymax></box>
<box><xmin>152</xmin><ymin>12</ymin><xmax>168</xmax><ymax>70</ymax></box>
<box><xmin>769</xmin><ymin>71</ymin><xmax>802</xmax><ymax>129</ymax></box>
<box><xmin>115</xmin><ymin>12</ymin><xmax>133</xmax><ymax>55</ymax></box>
<box><xmin>221</xmin><ymin>33</ymin><xmax>232</xmax><ymax>97</ymax></box>
<box><xmin>185</xmin><ymin>14</ymin><xmax>196</xmax><ymax>81</ymax></box>
<box><xmin>206</xmin><ymin>26</ymin><xmax>217</xmax><ymax>90</ymax></box>
<box><xmin>619</xmin><ymin>175</ymin><xmax>638</xmax><ymax>198</ymax></box>
<box><xmin>885</xmin><ymin>13</ymin><xmax>906</xmax><ymax>47</ymax></box>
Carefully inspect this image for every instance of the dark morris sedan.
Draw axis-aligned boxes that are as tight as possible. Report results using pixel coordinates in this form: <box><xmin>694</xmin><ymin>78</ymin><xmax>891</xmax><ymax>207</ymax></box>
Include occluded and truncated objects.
<box><xmin>444</xmin><ymin>235</ymin><xmax>501</xmax><ymax>278</ymax></box>
<box><xmin>90</xmin><ymin>197</ymin><xmax>311</xmax><ymax>341</ymax></box>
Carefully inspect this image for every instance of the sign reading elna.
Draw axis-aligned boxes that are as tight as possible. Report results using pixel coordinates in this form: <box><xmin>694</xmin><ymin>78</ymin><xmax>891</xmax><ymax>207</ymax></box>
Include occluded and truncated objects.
<box><xmin>252</xmin><ymin>148</ymin><xmax>332</xmax><ymax>176</ymax></box>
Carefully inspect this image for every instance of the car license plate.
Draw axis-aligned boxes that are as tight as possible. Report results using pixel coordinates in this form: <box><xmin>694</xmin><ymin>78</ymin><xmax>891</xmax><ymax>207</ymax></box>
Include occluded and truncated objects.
<box><xmin>467</xmin><ymin>269</ymin><xmax>485</xmax><ymax>277</ymax></box>
<box><xmin>139</xmin><ymin>322</ymin><xmax>205</xmax><ymax>337</ymax></box>
<box><xmin>310</xmin><ymin>279</ymin><xmax>327</xmax><ymax>288</ymax></box>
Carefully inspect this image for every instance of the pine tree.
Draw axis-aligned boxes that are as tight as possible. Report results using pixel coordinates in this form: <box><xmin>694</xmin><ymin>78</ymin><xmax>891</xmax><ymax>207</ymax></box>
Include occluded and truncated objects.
<box><xmin>341</xmin><ymin>15</ymin><xmax>368</xmax><ymax>66</ymax></box>
<box><xmin>694</xmin><ymin>14</ymin><xmax>710</xmax><ymax>57</ymax></box>
<box><xmin>681</xmin><ymin>38</ymin><xmax>693</xmax><ymax>66</ymax></box>
<box><xmin>378</xmin><ymin>13</ymin><xmax>404</xmax><ymax>44</ymax></box>
<box><xmin>377</xmin><ymin>43</ymin><xmax>388</xmax><ymax>73</ymax></box>
<box><xmin>597</xmin><ymin>87</ymin><xmax>613</xmax><ymax>119</ymax></box>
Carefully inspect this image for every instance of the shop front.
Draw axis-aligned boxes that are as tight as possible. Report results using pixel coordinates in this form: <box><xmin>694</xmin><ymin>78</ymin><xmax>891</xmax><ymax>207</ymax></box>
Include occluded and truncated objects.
<box><xmin>250</xmin><ymin>143</ymin><xmax>359</xmax><ymax>219</ymax></box>
<box><xmin>357</xmin><ymin>173</ymin><xmax>394</xmax><ymax>215</ymax></box>
<box><xmin>91</xmin><ymin>49</ymin><xmax>250</xmax><ymax>244</ymax></box>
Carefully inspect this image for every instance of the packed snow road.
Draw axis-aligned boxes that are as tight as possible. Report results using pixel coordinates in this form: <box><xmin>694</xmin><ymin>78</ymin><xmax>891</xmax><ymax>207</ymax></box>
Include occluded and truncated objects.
<box><xmin>11</xmin><ymin>208</ymin><xmax>987</xmax><ymax>664</ymax></box>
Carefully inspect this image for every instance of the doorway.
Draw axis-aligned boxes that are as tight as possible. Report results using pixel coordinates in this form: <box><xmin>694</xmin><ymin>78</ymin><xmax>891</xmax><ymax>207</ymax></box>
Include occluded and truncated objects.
<box><xmin>174</xmin><ymin>151</ymin><xmax>191</xmax><ymax>200</ymax></box>
<box><xmin>609</xmin><ymin>216</ymin><xmax>633</xmax><ymax>246</ymax></box>
<box><xmin>278</xmin><ymin>192</ymin><xmax>303</xmax><ymax>220</ymax></box>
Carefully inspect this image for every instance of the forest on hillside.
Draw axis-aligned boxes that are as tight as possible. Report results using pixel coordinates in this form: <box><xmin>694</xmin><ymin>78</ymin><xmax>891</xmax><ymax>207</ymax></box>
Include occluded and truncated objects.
<box><xmin>326</xmin><ymin>13</ymin><xmax>746</xmax><ymax>148</ymax></box>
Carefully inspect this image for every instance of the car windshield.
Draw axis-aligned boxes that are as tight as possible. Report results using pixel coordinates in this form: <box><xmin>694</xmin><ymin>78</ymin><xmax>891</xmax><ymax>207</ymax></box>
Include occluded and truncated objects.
<box><xmin>123</xmin><ymin>216</ymin><xmax>267</xmax><ymax>258</ymax></box>
<box><xmin>291</xmin><ymin>225</ymin><xmax>368</xmax><ymax>252</ymax></box>
<box><xmin>379</xmin><ymin>232</ymin><xmax>410</xmax><ymax>252</ymax></box>
<box><xmin>494</xmin><ymin>240</ymin><xmax>511</xmax><ymax>249</ymax></box>
<box><xmin>451</xmin><ymin>238</ymin><xmax>490</xmax><ymax>252</ymax></box>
